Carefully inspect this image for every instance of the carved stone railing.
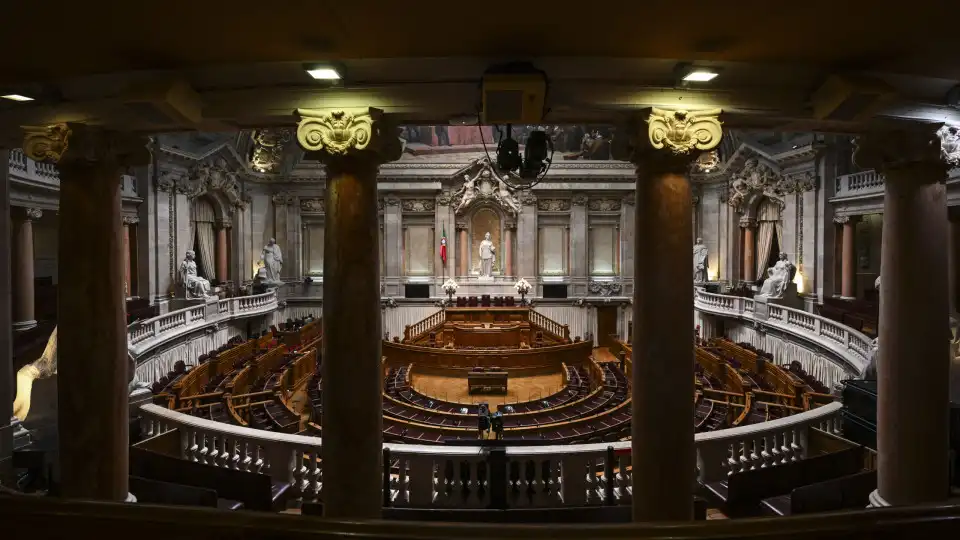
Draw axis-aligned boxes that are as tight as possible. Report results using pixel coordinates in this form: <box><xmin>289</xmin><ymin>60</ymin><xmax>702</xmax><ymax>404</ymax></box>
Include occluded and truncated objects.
<box><xmin>528</xmin><ymin>308</ymin><xmax>570</xmax><ymax>341</ymax></box>
<box><xmin>8</xmin><ymin>147</ymin><xmax>139</xmax><ymax>198</ymax></box>
<box><xmin>834</xmin><ymin>170</ymin><xmax>884</xmax><ymax>198</ymax></box>
<box><xmin>694</xmin><ymin>288</ymin><xmax>869</xmax><ymax>376</ymax></box>
<box><xmin>139</xmin><ymin>401</ymin><xmax>841</xmax><ymax>507</ymax></box>
<box><xmin>402</xmin><ymin>309</ymin><xmax>446</xmax><ymax>343</ymax></box>
<box><xmin>127</xmin><ymin>290</ymin><xmax>278</xmax><ymax>358</ymax></box>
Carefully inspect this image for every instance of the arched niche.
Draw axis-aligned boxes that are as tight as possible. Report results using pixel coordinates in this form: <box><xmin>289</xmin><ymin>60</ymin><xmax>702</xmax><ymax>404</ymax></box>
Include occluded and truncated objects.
<box><xmin>468</xmin><ymin>205</ymin><xmax>505</xmax><ymax>275</ymax></box>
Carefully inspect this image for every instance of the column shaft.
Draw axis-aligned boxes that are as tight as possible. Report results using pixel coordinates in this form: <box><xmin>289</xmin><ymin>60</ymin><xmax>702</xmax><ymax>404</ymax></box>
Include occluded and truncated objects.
<box><xmin>743</xmin><ymin>226</ymin><xmax>756</xmax><ymax>282</ymax></box>
<box><xmin>459</xmin><ymin>229</ymin><xmax>468</xmax><ymax>276</ymax></box>
<box><xmin>122</xmin><ymin>223</ymin><xmax>132</xmax><ymax>297</ymax></box>
<box><xmin>632</xmin><ymin>167</ymin><xmax>695</xmax><ymax>521</ymax></box>
<box><xmin>12</xmin><ymin>210</ymin><xmax>36</xmax><ymax>330</ymax></box>
<box><xmin>949</xmin><ymin>214</ymin><xmax>960</xmax><ymax>313</ymax></box>
<box><xmin>58</xmin><ymin>159</ymin><xmax>129</xmax><ymax>500</ymax></box>
<box><xmin>878</xmin><ymin>172</ymin><xmax>949</xmax><ymax>505</ymax></box>
<box><xmin>841</xmin><ymin>219</ymin><xmax>857</xmax><ymax>298</ymax></box>
<box><xmin>0</xmin><ymin>150</ymin><xmax>14</xmax><ymax>479</ymax></box>
<box><xmin>216</xmin><ymin>227</ymin><xmax>228</xmax><ymax>283</ymax></box>
<box><xmin>505</xmin><ymin>228</ymin><xmax>513</xmax><ymax>277</ymax></box>
<box><xmin>322</xmin><ymin>159</ymin><xmax>382</xmax><ymax>519</ymax></box>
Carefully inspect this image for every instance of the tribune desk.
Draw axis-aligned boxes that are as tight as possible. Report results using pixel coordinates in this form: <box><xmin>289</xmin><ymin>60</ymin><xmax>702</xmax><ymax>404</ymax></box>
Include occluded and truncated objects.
<box><xmin>467</xmin><ymin>370</ymin><xmax>508</xmax><ymax>394</ymax></box>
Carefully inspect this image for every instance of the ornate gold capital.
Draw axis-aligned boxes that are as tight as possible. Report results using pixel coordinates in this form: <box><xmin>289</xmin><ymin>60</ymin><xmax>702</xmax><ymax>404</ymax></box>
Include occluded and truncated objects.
<box><xmin>22</xmin><ymin>123</ymin><xmax>149</xmax><ymax>168</ymax></box>
<box><xmin>22</xmin><ymin>124</ymin><xmax>71</xmax><ymax>162</ymax></box>
<box><xmin>295</xmin><ymin>107</ymin><xmax>402</xmax><ymax>165</ymax></box>
<box><xmin>647</xmin><ymin>108</ymin><xmax>723</xmax><ymax>154</ymax></box>
<box><xmin>854</xmin><ymin>125</ymin><xmax>948</xmax><ymax>182</ymax></box>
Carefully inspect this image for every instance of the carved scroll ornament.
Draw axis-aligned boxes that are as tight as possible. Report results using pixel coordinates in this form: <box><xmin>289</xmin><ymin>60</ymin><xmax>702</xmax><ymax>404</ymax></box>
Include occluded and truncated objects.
<box><xmin>647</xmin><ymin>108</ymin><xmax>723</xmax><ymax>154</ymax></box>
<box><xmin>22</xmin><ymin>124</ymin><xmax>71</xmax><ymax>162</ymax></box>
<box><xmin>297</xmin><ymin>109</ymin><xmax>373</xmax><ymax>155</ymax></box>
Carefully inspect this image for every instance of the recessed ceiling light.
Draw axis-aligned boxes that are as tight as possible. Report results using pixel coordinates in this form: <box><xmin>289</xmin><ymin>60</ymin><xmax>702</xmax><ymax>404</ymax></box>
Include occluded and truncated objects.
<box><xmin>304</xmin><ymin>64</ymin><xmax>342</xmax><ymax>80</ymax></box>
<box><xmin>682</xmin><ymin>70</ymin><xmax>719</xmax><ymax>82</ymax></box>
<box><xmin>2</xmin><ymin>94</ymin><xmax>34</xmax><ymax>101</ymax></box>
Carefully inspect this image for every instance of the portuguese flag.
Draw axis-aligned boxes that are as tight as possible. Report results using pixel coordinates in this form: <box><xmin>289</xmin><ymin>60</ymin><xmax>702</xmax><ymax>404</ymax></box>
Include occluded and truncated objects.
<box><xmin>440</xmin><ymin>224</ymin><xmax>447</xmax><ymax>265</ymax></box>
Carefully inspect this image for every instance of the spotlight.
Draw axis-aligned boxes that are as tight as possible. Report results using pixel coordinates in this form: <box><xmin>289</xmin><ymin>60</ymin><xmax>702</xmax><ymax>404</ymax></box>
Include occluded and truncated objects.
<box><xmin>521</xmin><ymin>130</ymin><xmax>550</xmax><ymax>179</ymax></box>
<box><xmin>495</xmin><ymin>131</ymin><xmax>522</xmax><ymax>173</ymax></box>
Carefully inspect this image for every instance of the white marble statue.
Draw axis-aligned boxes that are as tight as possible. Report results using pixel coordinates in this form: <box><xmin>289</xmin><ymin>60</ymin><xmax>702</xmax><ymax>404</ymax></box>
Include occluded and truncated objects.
<box><xmin>494</xmin><ymin>176</ymin><xmax>521</xmax><ymax>216</ymax></box>
<box><xmin>455</xmin><ymin>173</ymin><xmax>478</xmax><ymax>214</ymax></box>
<box><xmin>179</xmin><ymin>250</ymin><xmax>214</xmax><ymax>298</ymax></box>
<box><xmin>12</xmin><ymin>327</ymin><xmax>56</xmax><ymax>421</ymax></box>
<box><xmin>479</xmin><ymin>232</ymin><xmax>496</xmax><ymax>277</ymax></box>
<box><xmin>758</xmin><ymin>252</ymin><xmax>796</xmax><ymax>299</ymax></box>
<box><xmin>693</xmin><ymin>237</ymin><xmax>709</xmax><ymax>283</ymax></box>
<box><xmin>261</xmin><ymin>238</ymin><xmax>283</xmax><ymax>284</ymax></box>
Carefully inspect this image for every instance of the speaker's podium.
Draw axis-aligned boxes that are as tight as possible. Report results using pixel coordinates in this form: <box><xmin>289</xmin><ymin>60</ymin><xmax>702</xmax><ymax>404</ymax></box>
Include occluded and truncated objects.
<box><xmin>467</xmin><ymin>368</ymin><xmax>508</xmax><ymax>394</ymax></box>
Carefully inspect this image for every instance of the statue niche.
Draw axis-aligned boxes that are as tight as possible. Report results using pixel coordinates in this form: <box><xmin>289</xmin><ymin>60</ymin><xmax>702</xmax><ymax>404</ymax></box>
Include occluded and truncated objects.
<box><xmin>470</xmin><ymin>208</ymin><xmax>501</xmax><ymax>275</ymax></box>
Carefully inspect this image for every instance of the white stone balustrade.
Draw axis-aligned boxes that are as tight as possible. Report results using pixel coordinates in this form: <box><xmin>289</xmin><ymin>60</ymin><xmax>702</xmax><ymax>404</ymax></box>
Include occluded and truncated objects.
<box><xmin>127</xmin><ymin>290</ymin><xmax>278</xmax><ymax>358</ymax></box>
<box><xmin>694</xmin><ymin>288</ymin><xmax>869</xmax><ymax>375</ymax></box>
<box><xmin>139</xmin><ymin>401</ymin><xmax>841</xmax><ymax>508</ymax></box>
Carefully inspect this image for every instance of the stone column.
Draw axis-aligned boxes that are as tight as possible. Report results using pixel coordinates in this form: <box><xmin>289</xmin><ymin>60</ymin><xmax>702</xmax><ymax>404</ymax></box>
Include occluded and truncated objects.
<box><xmin>570</xmin><ymin>194</ymin><xmax>588</xmax><ymax>286</ymax></box>
<box><xmin>215</xmin><ymin>219</ymin><xmax>229</xmax><ymax>283</ymax></box>
<box><xmin>854</xmin><ymin>125</ymin><xmax>955</xmax><ymax>507</ymax></box>
<box><xmin>504</xmin><ymin>226</ymin><xmax>513</xmax><ymax>277</ymax></box>
<box><xmin>12</xmin><ymin>208</ymin><xmax>41</xmax><ymax>331</ymax></box>
<box><xmin>741</xmin><ymin>218</ymin><xmax>757</xmax><ymax>282</ymax></box>
<box><xmin>296</xmin><ymin>107</ymin><xmax>402</xmax><ymax>518</ymax></box>
<box><xmin>458</xmin><ymin>225</ymin><xmax>468</xmax><ymax>276</ymax></box>
<box><xmin>121</xmin><ymin>215</ymin><xmax>138</xmax><ymax>297</ymax></box>
<box><xmin>22</xmin><ymin>123</ymin><xmax>148</xmax><ymax>501</ymax></box>
<box><xmin>0</xmin><ymin>149</ymin><xmax>14</xmax><ymax>480</ymax></box>
<box><xmin>836</xmin><ymin>215</ymin><xmax>860</xmax><ymax>299</ymax></box>
<box><xmin>949</xmin><ymin>207</ymin><xmax>960</xmax><ymax>313</ymax></box>
<box><xmin>623</xmin><ymin>107</ymin><xmax>723</xmax><ymax>521</ymax></box>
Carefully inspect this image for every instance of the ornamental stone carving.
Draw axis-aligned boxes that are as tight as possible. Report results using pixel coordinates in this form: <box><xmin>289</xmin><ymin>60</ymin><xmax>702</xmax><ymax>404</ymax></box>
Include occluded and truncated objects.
<box><xmin>249</xmin><ymin>128</ymin><xmax>292</xmax><ymax>173</ymax></box>
<box><xmin>436</xmin><ymin>190</ymin><xmax>453</xmax><ymax>206</ymax></box>
<box><xmin>22</xmin><ymin>124</ymin><xmax>71</xmax><ymax>162</ymax></box>
<box><xmin>451</xmin><ymin>157</ymin><xmax>521</xmax><ymax>216</ymax></box>
<box><xmin>588</xmin><ymin>281</ymin><xmax>622</xmax><ymax>297</ymax></box>
<box><xmin>271</xmin><ymin>192</ymin><xmax>294</xmax><ymax>206</ymax></box>
<box><xmin>538</xmin><ymin>199</ymin><xmax>571</xmax><ymax>212</ymax></box>
<box><xmin>937</xmin><ymin>124</ymin><xmax>960</xmax><ymax>166</ymax></box>
<box><xmin>727</xmin><ymin>158</ymin><xmax>787</xmax><ymax>211</ymax></box>
<box><xmin>647</xmin><ymin>108</ymin><xmax>723</xmax><ymax>154</ymax></box>
<box><xmin>156</xmin><ymin>172</ymin><xmax>179</xmax><ymax>193</ymax></box>
<box><xmin>587</xmin><ymin>199</ymin><xmax>621</xmax><ymax>212</ymax></box>
<box><xmin>295</xmin><ymin>107</ymin><xmax>402</xmax><ymax>164</ymax></box>
<box><xmin>183</xmin><ymin>158</ymin><xmax>246</xmax><ymax>207</ymax></box>
<box><xmin>695</xmin><ymin>150</ymin><xmax>721</xmax><ymax>172</ymax></box>
<box><xmin>300</xmin><ymin>198</ymin><xmax>324</xmax><ymax>213</ymax></box>
<box><xmin>401</xmin><ymin>199</ymin><xmax>436</xmax><ymax>213</ymax></box>
<box><xmin>383</xmin><ymin>195</ymin><xmax>401</xmax><ymax>206</ymax></box>
<box><xmin>739</xmin><ymin>216</ymin><xmax>757</xmax><ymax>228</ymax></box>
<box><xmin>623</xmin><ymin>193</ymin><xmax>636</xmax><ymax>206</ymax></box>
<box><xmin>121</xmin><ymin>215</ymin><xmax>139</xmax><ymax>226</ymax></box>
<box><xmin>519</xmin><ymin>192</ymin><xmax>538</xmax><ymax>206</ymax></box>
<box><xmin>572</xmin><ymin>193</ymin><xmax>588</xmax><ymax>206</ymax></box>
<box><xmin>24</xmin><ymin>208</ymin><xmax>43</xmax><ymax>221</ymax></box>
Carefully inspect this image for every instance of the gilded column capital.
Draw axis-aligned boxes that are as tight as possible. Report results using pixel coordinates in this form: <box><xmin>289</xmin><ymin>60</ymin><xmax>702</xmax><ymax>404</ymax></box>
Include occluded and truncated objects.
<box><xmin>853</xmin><ymin>124</ymin><xmax>954</xmax><ymax>182</ymax></box>
<box><xmin>614</xmin><ymin>108</ymin><xmax>724</xmax><ymax>174</ymax></box>
<box><xmin>22</xmin><ymin>123</ymin><xmax>150</xmax><ymax>169</ymax></box>
<box><xmin>295</xmin><ymin>107</ymin><xmax>402</xmax><ymax>170</ymax></box>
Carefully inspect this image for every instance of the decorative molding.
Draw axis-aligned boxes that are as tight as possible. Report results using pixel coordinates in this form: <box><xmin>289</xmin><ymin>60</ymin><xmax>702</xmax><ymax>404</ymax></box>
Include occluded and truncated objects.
<box><xmin>588</xmin><ymin>280</ymin><xmax>622</xmax><ymax>296</ymax></box>
<box><xmin>587</xmin><ymin>199</ymin><xmax>621</xmax><ymax>212</ymax></box>
<box><xmin>401</xmin><ymin>199</ymin><xmax>436</xmax><ymax>213</ymax></box>
<box><xmin>271</xmin><ymin>192</ymin><xmax>294</xmax><ymax>206</ymax></box>
<box><xmin>572</xmin><ymin>193</ymin><xmax>588</xmax><ymax>206</ymax></box>
<box><xmin>537</xmin><ymin>199</ymin><xmax>571</xmax><ymax>212</ymax></box>
<box><xmin>384</xmin><ymin>194</ymin><xmax>401</xmax><ymax>206</ymax></box>
<box><xmin>122</xmin><ymin>215</ymin><xmax>140</xmax><ymax>226</ymax></box>
<box><xmin>647</xmin><ymin>108</ymin><xmax>723</xmax><ymax>154</ymax></box>
<box><xmin>519</xmin><ymin>192</ymin><xmax>538</xmax><ymax>206</ymax></box>
<box><xmin>249</xmin><ymin>128</ymin><xmax>292</xmax><ymax>173</ymax></box>
<box><xmin>300</xmin><ymin>198</ymin><xmax>324</xmax><ymax>213</ymax></box>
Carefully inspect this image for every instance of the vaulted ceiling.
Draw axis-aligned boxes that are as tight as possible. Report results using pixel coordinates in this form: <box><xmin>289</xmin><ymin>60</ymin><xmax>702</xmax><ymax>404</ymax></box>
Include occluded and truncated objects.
<box><xmin>0</xmin><ymin>1</ymin><xmax>957</xmax><ymax>141</ymax></box>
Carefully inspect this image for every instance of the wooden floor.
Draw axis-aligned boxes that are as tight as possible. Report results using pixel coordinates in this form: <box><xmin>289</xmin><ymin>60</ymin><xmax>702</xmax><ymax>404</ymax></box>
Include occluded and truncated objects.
<box><xmin>411</xmin><ymin>371</ymin><xmax>565</xmax><ymax>409</ymax></box>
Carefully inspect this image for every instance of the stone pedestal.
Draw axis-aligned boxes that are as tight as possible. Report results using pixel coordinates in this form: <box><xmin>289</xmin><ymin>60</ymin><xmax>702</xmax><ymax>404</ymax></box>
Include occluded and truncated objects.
<box><xmin>296</xmin><ymin>107</ymin><xmax>401</xmax><ymax>519</ymax></box>
<box><xmin>855</xmin><ymin>128</ymin><xmax>952</xmax><ymax>506</ymax></box>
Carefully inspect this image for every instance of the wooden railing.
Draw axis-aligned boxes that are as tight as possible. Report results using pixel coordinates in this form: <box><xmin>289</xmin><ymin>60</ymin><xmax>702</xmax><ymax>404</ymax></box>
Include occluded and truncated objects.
<box><xmin>528</xmin><ymin>308</ymin><xmax>570</xmax><ymax>341</ymax></box>
<box><xmin>127</xmin><ymin>290</ymin><xmax>279</xmax><ymax>358</ymax></box>
<box><xmin>402</xmin><ymin>309</ymin><xmax>445</xmax><ymax>343</ymax></box>
<box><xmin>139</xmin><ymin>400</ymin><xmax>841</xmax><ymax>509</ymax></box>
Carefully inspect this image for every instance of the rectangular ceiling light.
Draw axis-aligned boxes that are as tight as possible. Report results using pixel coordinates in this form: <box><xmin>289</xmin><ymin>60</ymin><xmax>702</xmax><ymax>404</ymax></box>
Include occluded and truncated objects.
<box><xmin>305</xmin><ymin>66</ymin><xmax>341</xmax><ymax>80</ymax></box>
<box><xmin>682</xmin><ymin>70</ymin><xmax>719</xmax><ymax>82</ymax></box>
<box><xmin>1</xmin><ymin>94</ymin><xmax>34</xmax><ymax>101</ymax></box>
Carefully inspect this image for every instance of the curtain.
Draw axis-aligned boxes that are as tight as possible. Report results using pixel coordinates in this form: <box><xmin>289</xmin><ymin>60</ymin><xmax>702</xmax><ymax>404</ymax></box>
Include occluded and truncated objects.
<box><xmin>756</xmin><ymin>221</ymin><xmax>775</xmax><ymax>278</ymax></box>
<box><xmin>191</xmin><ymin>198</ymin><xmax>217</xmax><ymax>282</ymax></box>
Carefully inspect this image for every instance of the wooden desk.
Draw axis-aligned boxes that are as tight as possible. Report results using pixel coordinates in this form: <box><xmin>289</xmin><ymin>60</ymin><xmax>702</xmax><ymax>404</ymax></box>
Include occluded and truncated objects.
<box><xmin>467</xmin><ymin>371</ymin><xmax>508</xmax><ymax>394</ymax></box>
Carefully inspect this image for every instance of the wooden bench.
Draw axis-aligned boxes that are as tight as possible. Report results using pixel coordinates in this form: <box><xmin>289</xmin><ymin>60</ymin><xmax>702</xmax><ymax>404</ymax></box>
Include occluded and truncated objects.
<box><xmin>129</xmin><ymin>475</ymin><xmax>222</xmax><ymax>509</ymax></box>
<box><xmin>760</xmin><ymin>470</ymin><xmax>877</xmax><ymax>516</ymax></box>
<box><xmin>703</xmin><ymin>445</ymin><xmax>865</xmax><ymax>517</ymax></box>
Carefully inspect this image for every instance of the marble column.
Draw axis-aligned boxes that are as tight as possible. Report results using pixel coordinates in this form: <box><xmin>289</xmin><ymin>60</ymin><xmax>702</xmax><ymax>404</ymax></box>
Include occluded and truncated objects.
<box><xmin>504</xmin><ymin>226</ymin><xmax>513</xmax><ymax>277</ymax></box>
<box><xmin>0</xmin><ymin>149</ymin><xmax>14</xmax><ymax>480</ymax></box>
<box><xmin>296</xmin><ymin>107</ymin><xmax>402</xmax><ymax>518</ymax></box>
<box><xmin>741</xmin><ymin>218</ymin><xmax>757</xmax><ymax>282</ymax></box>
<box><xmin>837</xmin><ymin>215</ymin><xmax>860</xmax><ymax>299</ymax></box>
<box><xmin>855</xmin><ymin>126</ymin><xmax>953</xmax><ymax>507</ymax></box>
<box><xmin>458</xmin><ymin>226</ymin><xmax>468</xmax><ymax>276</ymax></box>
<box><xmin>22</xmin><ymin>123</ymin><xmax>147</xmax><ymax>501</ymax></box>
<box><xmin>12</xmin><ymin>208</ymin><xmax>41</xmax><ymax>331</ymax></box>
<box><xmin>624</xmin><ymin>108</ymin><xmax>723</xmax><ymax>522</ymax></box>
<box><xmin>215</xmin><ymin>220</ymin><xmax>229</xmax><ymax>283</ymax></box>
<box><xmin>122</xmin><ymin>215</ymin><xmax>138</xmax><ymax>297</ymax></box>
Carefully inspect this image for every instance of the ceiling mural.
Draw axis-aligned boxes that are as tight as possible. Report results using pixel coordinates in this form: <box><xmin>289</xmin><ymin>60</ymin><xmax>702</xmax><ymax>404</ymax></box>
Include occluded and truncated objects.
<box><xmin>399</xmin><ymin>124</ymin><xmax>619</xmax><ymax>161</ymax></box>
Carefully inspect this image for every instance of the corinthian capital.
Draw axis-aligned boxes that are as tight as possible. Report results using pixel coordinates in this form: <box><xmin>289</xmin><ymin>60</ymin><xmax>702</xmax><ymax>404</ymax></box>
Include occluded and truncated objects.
<box><xmin>22</xmin><ymin>123</ymin><xmax>150</xmax><ymax>168</ymax></box>
<box><xmin>295</xmin><ymin>107</ymin><xmax>403</xmax><ymax>167</ymax></box>
<box><xmin>854</xmin><ymin>125</ymin><xmax>952</xmax><ymax>180</ymax></box>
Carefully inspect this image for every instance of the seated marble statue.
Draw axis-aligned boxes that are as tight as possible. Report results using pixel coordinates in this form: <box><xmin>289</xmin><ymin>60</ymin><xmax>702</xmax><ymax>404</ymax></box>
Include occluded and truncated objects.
<box><xmin>758</xmin><ymin>252</ymin><xmax>796</xmax><ymax>299</ymax></box>
<box><xmin>179</xmin><ymin>250</ymin><xmax>213</xmax><ymax>298</ymax></box>
<box><xmin>13</xmin><ymin>327</ymin><xmax>57</xmax><ymax>421</ymax></box>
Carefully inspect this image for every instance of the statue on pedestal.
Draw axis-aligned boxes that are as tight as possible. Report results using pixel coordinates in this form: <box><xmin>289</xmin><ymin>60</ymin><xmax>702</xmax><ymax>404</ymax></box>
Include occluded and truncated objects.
<box><xmin>758</xmin><ymin>252</ymin><xmax>796</xmax><ymax>299</ymax></box>
<box><xmin>261</xmin><ymin>238</ymin><xmax>284</xmax><ymax>284</ymax></box>
<box><xmin>479</xmin><ymin>232</ymin><xmax>496</xmax><ymax>277</ymax></box>
<box><xmin>693</xmin><ymin>237</ymin><xmax>709</xmax><ymax>284</ymax></box>
<box><xmin>179</xmin><ymin>250</ymin><xmax>214</xmax><ymax>298</ymax></box>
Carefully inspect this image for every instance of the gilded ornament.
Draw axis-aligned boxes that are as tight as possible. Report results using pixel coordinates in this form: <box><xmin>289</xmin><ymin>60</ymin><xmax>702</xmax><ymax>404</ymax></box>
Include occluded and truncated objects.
<box><xmin>296</xmin><ymin>109</ymin><xmax>373</xmax><ymax>155</ymax></box>
<box><xmin>22</xmin><ymin>124</ymin><xmax>71</xmax><ymax>163</ymax></box>
<box><xmin>249</xmin><ymin>128</ymin><xmax>291</xmax><ymax>173</ymax></box>
<box><xmin>646</xmin><ymin>108</ymin><xmax>723</xmax><ymax>154</ymax></box>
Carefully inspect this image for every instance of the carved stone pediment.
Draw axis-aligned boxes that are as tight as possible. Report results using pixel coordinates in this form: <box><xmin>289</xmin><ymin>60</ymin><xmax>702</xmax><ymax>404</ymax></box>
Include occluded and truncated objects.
<box><xmin>727</xmin><ymin>158</ymin><xmax>786</xmax><ymax>211</ymax></box>
<box><xmin>181</xmin><ymin>158</ymin><xmax>247</xmax><ymax>208</ymax></box>
<box><xmin>450</xmin><ymin>157</ymin><xmax>521</xmax><ymax>216</ymax></box>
